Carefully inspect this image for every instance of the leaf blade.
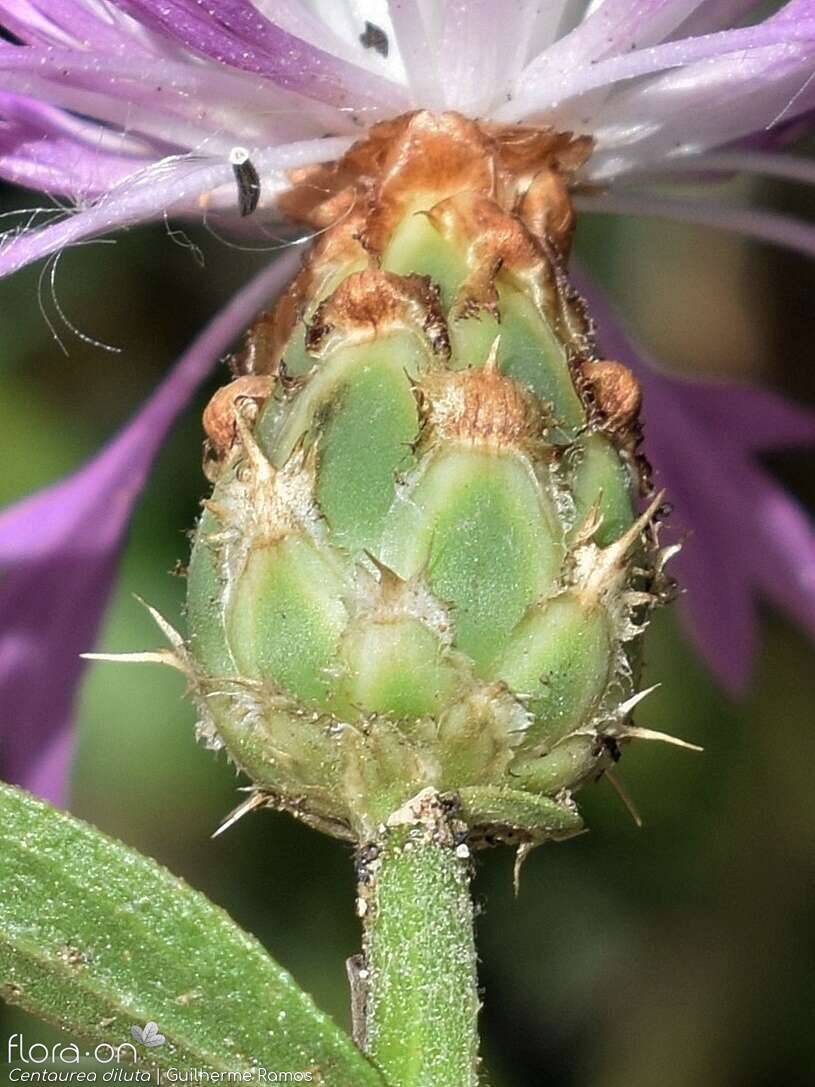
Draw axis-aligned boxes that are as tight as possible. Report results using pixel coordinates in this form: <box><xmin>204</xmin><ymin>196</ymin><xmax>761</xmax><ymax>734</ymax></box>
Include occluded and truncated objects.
<box><xmin>0</xmin><ymin>783</ymin><xmax>383</xmax><ymax>1086</ymax></box>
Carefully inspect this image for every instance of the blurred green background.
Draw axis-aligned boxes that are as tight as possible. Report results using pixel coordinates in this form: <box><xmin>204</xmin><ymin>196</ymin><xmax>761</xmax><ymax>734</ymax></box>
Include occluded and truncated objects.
<box><xmin>1</xmin><ymin>170</ymin><xmax>814</xmax><ymax>1087</ymax></box>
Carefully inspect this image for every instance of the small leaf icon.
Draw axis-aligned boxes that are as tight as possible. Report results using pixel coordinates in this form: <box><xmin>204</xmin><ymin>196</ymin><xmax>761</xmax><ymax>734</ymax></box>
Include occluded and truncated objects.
<box><xmin>143</xmin><ymin>1022</ymin><xmax>166</xmax><ymax>1048</ymax></box>
<box><xmin>131</xmin><ymin>1022</ymin><xmax>166</xmax><ymax>1048</ymax></box>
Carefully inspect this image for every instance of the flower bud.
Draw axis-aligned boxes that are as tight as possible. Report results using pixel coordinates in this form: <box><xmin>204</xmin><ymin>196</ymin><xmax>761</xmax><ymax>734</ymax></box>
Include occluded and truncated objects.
<box><xmin>186</xmin><ymin>113</ymin><xmax>672</xmax><ymax>844</ymax></box>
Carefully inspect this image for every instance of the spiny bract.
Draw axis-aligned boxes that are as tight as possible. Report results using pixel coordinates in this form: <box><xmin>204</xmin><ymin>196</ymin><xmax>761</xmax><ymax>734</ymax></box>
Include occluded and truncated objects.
<box><xmin>185</xmin><ymin>112</ymin><xmax>675</xmax><ymax>845</ymax></box>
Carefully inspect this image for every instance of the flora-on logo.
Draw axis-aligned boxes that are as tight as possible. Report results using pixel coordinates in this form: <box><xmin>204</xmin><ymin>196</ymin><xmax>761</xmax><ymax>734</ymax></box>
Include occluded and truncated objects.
<box><xmin>131</xmin><ymin>1021</ymin><xmax>166</xmax><ymax>1048</ymax></box>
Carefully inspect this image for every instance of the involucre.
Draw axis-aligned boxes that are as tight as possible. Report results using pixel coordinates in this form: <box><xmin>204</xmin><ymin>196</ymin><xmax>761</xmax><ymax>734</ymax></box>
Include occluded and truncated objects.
<box><xmin>185</xmin><ymin>113</ymin><xmax>675</xmax><ymax>846</ymax></box>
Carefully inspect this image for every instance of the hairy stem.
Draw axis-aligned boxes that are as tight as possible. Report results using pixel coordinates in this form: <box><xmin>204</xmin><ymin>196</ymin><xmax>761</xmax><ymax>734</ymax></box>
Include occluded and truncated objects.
<box><xmin>357</xmin><ymin>789</ymin><xmax>480</xmax><ymax>1087</ymax></box>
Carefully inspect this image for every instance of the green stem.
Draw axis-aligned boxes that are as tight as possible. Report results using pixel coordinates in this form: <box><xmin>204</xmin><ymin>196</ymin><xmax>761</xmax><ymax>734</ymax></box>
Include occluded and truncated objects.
<box><xmin>357</xmin><ymin>789</ymin><xmax>480</xmax><ymax>1087</ymax></box>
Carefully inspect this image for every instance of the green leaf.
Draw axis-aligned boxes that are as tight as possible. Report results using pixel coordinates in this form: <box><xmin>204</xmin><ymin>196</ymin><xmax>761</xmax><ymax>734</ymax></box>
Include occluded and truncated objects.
<box><xmin>0</xmin><ymin>783</ymin><xmax>384</xmax><ymax>1085</ymax></box>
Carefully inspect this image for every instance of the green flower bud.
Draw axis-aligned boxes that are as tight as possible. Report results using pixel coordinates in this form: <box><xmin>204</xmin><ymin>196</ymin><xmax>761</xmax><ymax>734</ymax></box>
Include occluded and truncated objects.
<box><xmin>185</xmin><ymin>112</ymin><xmax>674</xmax><ymax>845</ymax></box>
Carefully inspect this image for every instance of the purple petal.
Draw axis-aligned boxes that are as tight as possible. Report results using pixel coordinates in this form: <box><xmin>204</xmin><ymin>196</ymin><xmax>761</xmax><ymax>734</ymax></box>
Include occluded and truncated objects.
<box><xmin>502</xmin><ymin>17</ymin><xmax>815</xmax><ymax>121</ymax></box>
<box><xmin>0</xmin><ymin>44</ymin><xmax>345</xmax><ymax>151</ymax></box>
<box><xmin>669</xmin><ymin>380</ymin><xmax>815</xmax><ymax>453</ymax></box>
<box><xmin>245</xmin><ymin>1</ymin><xmax>360</xmax><ymax>59</ymax></box>
<box><xmin>521</xmin><ymin>1</ymin><xmax>578</xmax><ymax>61</ymax></box>
<box><xmin>642</xmin><ymin>368</ymin><xmax>761</xmax><ymax>690</ymax></box>
<box><xmin>108</xmin><ymin>0</ymin><xmax>408</xmax><ymax>112</ymax></box>
<box><xmin>586</xmin><ymin>42</ymin><xmax>815</xmax><ymax>176</ymax></box>
<box><xmin>776</xmin><ymin>0</ymin><xmax>815</xmax><ymax>19</ymax></box>
<box><xmin>0</xmin><ymin>247</ymin><xmax>302</xmax><ymax>804</ymax></box>
<box><xmin>575</xmin><ymin>266</ymin><xmax>815</xmax><ymax>693</ymax></box>
<box><xmin>0</xmin><ymin>136</ymin><xmax>351</xmax><ymax>278</ymax></box>
<box><xmin>386</xmin><ymin>0</ymin><xmax>444</xmax><ymax>107</ymax></box>
<box><xmin>672</xmin><ymin>0</ymin><xmax>760</xmax><ymax>37</ymax></box>
<box><xmin>574</xmin><ymin>192</ymin><xmax>815</xmax><ymax>264</ymax></box>
<box><xmin>501</xmin><ymin>0</ymin><xmax>561</xmax><ymax>84</ymax></box>
<box><xmin>524</xmin><ymin>0</ymin><xmax>710</xmax><ymax>80</ymax></box>
<box><xmin>0</xmin><ymin>141</ymin><xmax>142</xmax><ymax>199</ymax></box>
<box><xmin>622</xmin><ymin>149</ymin><xmax>815</xmax><ymax>189</ymax></box>
<box><xmin>747</xmin><ymin>467</ymin><xmax>815</xmax><ymax>638</ymax></box>
<box><xmin>0</xmin><ymin>93</ymin><xmax>159</xmax><ymax>158</ymax></box>
<box><xmin>0</xmin><ymin>94</ymin><xmax>156</xmax><ymax>197</ymax></box>
<box><xmin>0</xmin><ymin>0</ymin><xmax>142</xmax><ymax>50</ymax></box>
<box><xmin>438</xmin><ymin>1</ymin><xmax>501</xmax><ymax>112</ymax></box>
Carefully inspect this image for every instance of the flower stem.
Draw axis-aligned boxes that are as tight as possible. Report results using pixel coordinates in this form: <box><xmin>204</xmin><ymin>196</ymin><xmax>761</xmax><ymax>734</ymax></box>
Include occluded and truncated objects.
<box><xmin>357</xmin><ymin>789</ymin><xmax>480</xmax><ymax>1087</ymax></box>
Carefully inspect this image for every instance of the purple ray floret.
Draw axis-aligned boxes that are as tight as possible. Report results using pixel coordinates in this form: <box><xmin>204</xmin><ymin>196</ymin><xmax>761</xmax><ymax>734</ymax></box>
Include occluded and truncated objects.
<box><xmin>0</xmin><ymin>250</ymin><xmax>301</xmax><ymax>801</ymax></box>
<box><xmin>578</xmin><ymin>271</ymin><xmax>815</xmax><ymax>693</ymax></box>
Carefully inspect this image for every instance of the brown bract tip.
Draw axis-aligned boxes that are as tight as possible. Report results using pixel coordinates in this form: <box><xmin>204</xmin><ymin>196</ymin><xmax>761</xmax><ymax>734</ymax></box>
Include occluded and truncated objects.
<box><xmin>278</xmin><ymin>110</ymin><xmax>593</xmax><ymax>255</ymax></box>
<box><xmin>202</xmin><ymin>376</ymin><xmax>275</xmax><ymax>461</ymax></box>
<box><xmin>238</xmin><ymin>214</ymin><xmax>368</xmax><ymax>377</ymax></box>
<box><xmin>577</xmin><ymin>359</ymin><xmax>642</xmax><ymax>433</ymax></box>
<box><xmin>419</xmin><ymin>348</ymin><xmax>548</xmax><ymax>452</ymax></box>
<box><xmin>519</xmin><ymin>169</ymin><xmax>577</xmax><ymax>255</ymax></box>
<box><xmin>427</xmin><ymin>191</ymin><xmax>555</xmax><ymax>317</ymax></box>
<box><xmin>306</xmin><ymin>267</ymin><xmax>450</xmax><ymax>357</ymax></box>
